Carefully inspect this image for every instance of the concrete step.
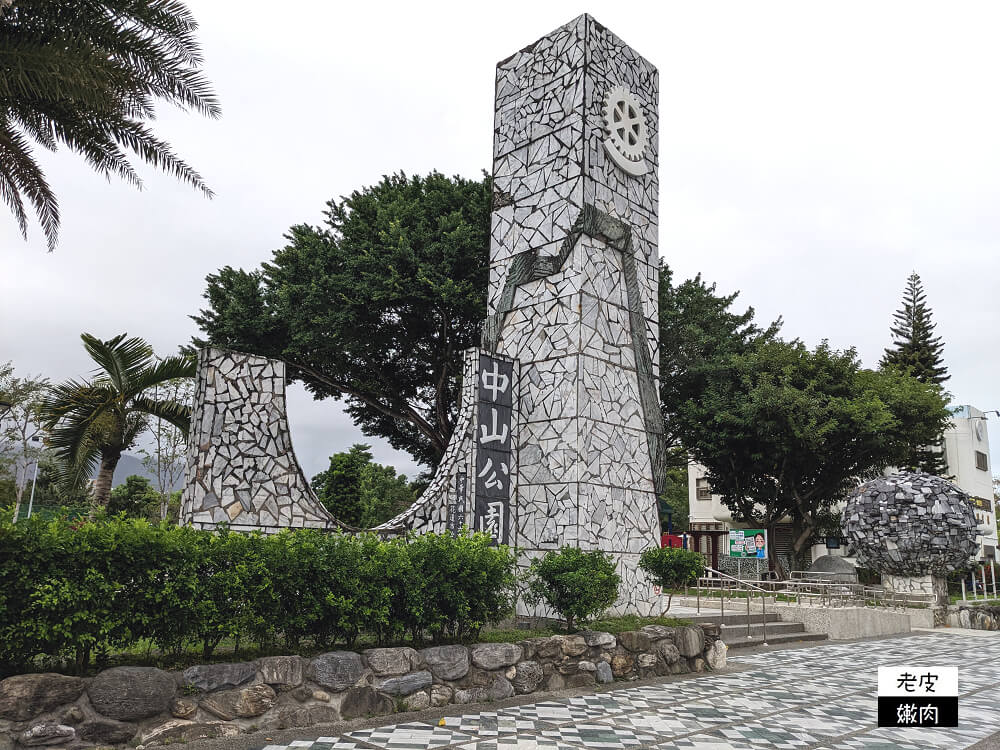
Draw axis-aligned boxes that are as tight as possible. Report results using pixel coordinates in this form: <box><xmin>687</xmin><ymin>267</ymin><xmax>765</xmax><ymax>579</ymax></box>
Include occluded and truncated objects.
<box><xmin>724</xmin><ymin>630</ymin><xmax>828</xmax><ymax>649</ymax></box>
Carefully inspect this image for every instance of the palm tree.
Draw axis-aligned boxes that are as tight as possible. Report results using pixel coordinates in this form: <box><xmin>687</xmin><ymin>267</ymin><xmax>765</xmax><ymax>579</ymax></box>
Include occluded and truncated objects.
<box><xmin>0</xmin><ymin>1</ymin><xmax>220</xmax><ymax>250</ymax></box>
<box><xmin>41</xmin><ymin>333</ymin><xmax>194</xmax><ymax>507</ymax></box>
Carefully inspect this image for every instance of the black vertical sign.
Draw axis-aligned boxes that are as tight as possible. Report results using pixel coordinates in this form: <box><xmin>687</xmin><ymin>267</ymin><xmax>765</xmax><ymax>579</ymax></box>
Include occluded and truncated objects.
<box><xmin>449</xmin><ymin>472</ymin><xmax>467</xmax><ymax>535</ymax></box>
<box><xmin>474</xmin><ymin>353</ymin><xmax>514</xmax><ymax>545</ymax></box>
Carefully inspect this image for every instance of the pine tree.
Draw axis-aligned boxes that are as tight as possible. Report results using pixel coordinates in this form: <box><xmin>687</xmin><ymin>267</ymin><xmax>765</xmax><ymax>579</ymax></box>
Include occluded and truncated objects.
<box><xmin>882</xmin><ymin>272</ymin><xmax>949</xmax><ymax>385</ymax></box>
<box><xmin>881</xmin><ymin>272</ymin><xmax>949</xmax><ymax>475</ymax></box>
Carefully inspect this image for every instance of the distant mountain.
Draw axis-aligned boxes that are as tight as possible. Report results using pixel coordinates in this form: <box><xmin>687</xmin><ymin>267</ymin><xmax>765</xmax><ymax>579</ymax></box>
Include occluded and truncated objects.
<box><xmin>108</xmin><ymin>453</ymin><xmax>184</xmax><ymax>492</ymax></box>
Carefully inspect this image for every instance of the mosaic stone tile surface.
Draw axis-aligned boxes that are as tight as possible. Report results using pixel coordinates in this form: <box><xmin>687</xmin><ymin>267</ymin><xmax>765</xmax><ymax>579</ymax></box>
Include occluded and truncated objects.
<box><xmin>843</xmin><ymin>472</ymin><xmax>979</xmax><ymax>578</ymax></box>
<box><xmin>537</xmin><ymin>723</ymin><xmax>658</xmax><ymax>749</ymax></box>
<box><xmin>436</xmin><ymin>712</ymin><xmax>556</xmax><ymax>737</ymax></box>
<box><xmin>486</xmin><ymin>15</ymin><xmax>666</xmax><ymax>616</ymax></box>
<box><xmin>179</xmin><ymin>348</ymin><xmax>340</xmax><ymax>533</ymax></box>
<box><xmin>707</xmin><ymin>721</ymin><xmax>823</xmax><ymax>748</ymax></box>
<box><xmin>256</xmin><ymin>632</ymin><xmax>1000</xmax><ymax>750</ymax></box>
<box><xmin>343</xmin><ymin>723</ymin><xmax>475</xmax><ymax>749</ymax></box>
<box><xmin>812</xmin><ymin>738</ymin><xmax>927</xmax><ymax>750</ymax></box>
<box><xmin>455</xmin><ymin>739</ymin><xmax>578</xmax><ymax>750</ymax></box>
<box><xmin>498</xmin><ymin>700</ymin><xmax>608</xmax><ymax>724</ymax></box>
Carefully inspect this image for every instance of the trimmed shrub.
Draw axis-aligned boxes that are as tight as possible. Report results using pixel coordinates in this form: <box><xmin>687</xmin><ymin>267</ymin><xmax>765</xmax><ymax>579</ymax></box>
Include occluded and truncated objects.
<box><xmin>0</xmin><ymin>512</ymin><xmax>516</xmax><ymax>673</ymax></box>
<box><xmin>523</xmin><ymin>547</ymin><xmax>620</xmax><ymax>630</ymax></box>
<box><xmin>638</xmin><ymin>546</ymin><xmax>705</xmax><ymax>611</ymax></box>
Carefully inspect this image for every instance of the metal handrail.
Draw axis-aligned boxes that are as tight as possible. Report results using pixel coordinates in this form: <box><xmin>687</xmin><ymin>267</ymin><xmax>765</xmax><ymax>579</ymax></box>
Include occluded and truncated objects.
<box><xmin>790</xmin><ymin>569</ymin><xmax>858</xmax><ymax>581</ymax></box>
<box><xmin>694</xmin><ymin>564</ymin><xmax>940</xmax><ymax>620</ymax></box>
<box><xmin>698</xmin><ymin>566</ymin><xmax>768</xmax><ymax>645</ymax></box>
<box><xmin>702</xmin><ymin>566</ymin><xmax>768</xmax><ymax>592</ymax></box>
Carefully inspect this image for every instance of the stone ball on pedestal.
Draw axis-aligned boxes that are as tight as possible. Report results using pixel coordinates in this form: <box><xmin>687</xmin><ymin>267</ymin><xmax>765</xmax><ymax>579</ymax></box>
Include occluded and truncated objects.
<box><xmin>842</xmin><ymin>471</ymin><xmax>978</xmax><ymax>576</ymax></box>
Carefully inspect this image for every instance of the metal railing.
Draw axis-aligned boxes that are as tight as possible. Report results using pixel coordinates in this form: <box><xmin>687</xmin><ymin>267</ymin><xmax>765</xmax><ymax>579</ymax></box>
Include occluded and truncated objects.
<box><xmin>696</xmin><ymin>567</ymin><xmax>939</xmax><ymax>618</ymax></box>
<box><xmin>697</xmin><ymin>567</ymin><xmax>770</xmax><ymax>645</ymax></box>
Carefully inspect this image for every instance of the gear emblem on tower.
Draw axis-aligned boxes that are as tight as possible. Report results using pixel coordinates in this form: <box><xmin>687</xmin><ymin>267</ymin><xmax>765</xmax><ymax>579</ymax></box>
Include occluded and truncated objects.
<box><xmin>602</xmin><ymin>85</ymin><xmax>650</xmax><ymax>177</ymax></box>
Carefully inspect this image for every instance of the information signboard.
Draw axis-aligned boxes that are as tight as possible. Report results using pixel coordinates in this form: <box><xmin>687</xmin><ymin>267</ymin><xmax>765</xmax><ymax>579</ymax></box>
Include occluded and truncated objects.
<box><xmin>728</xmin><ymin>529</ymin><xmax>768</xmax><ymax>559</ymax></box>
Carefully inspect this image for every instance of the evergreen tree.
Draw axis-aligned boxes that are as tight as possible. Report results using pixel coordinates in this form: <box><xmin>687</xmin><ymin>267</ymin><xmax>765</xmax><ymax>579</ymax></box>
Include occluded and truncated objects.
<box><xmin>881</xmin><ymin>272</ymin><xmax>949</xmax><ymax>385</ymax></box>
<box><xmin>881</xmin><ymin>272</ymin><xmax>949</xmax><ymax>474</ymax></box>
<box><xmin>194</xmin><ymin>172</ymin><xmax>490</xmax><ymax>469</ymax></box>
<box><xmin>311</xmin><ymin>444</ymin><xmax>372</xmax><ymax>527</ymax></box>
<box><xmin>310</xmin><ymin>444</ymin><xmax>416</xmax><ymax>528</ymax></box>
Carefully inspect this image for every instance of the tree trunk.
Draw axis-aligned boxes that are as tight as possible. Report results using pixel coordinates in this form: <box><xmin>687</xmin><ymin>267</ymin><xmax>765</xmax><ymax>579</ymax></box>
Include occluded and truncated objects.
<box><xmin>790</xmin><ymin>516</ymin><xmax>816</xmax><ymax>571</ymax></box>
<box><xmin>767</xmin><ymin>531</ymin><xmax>787</xmax><ymax>580</ymax></box>
<box><xmin>92</xmin><ymin>451</ymin><xmax>121</xmax><ymax>508</ymax></box>
<box><xmin>12</xmin><ymin>485</ymin><xmax>23</xmax><ymax>523</ymax></box>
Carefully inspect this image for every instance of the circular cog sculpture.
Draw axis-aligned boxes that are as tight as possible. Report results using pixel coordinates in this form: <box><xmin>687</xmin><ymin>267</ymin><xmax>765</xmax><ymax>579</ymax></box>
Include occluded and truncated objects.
<box><xmin>602</xmin><ymin>85</ymin><xmax>649</xmax><ymax>177</ymax></box>
<box><xmin>842</xmin><ymin>471</ymin><xmax>979</xmax><ymax>576</ymax></box>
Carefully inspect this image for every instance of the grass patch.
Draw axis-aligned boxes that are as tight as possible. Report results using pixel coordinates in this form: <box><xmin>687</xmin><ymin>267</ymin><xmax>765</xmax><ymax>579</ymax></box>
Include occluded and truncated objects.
<box><xmin>13</xmin><ymin>616</ymin><xmax>696</xmax><ymax>676</ymax></box>
<box><xmin>478</xmin><ymin>627</ymin><xmax>561</xmax><ymax>643</ymax></box>
<box><xmin>477</xmin><ymin>614</ymin><xmax>692</xmax><ymax>644</ymax></box>
<box><xmin>587</xmin><ymin>615</ymin><xmax>691</xmax><ymax>632</ymax></box>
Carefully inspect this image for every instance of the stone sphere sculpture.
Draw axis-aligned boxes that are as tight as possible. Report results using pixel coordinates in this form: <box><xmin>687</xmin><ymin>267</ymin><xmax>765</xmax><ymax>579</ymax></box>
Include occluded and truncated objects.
<box><xmin>842</xmin><ymin>472</ymin><xmax>978</xmax><ymax>576</ymax></box>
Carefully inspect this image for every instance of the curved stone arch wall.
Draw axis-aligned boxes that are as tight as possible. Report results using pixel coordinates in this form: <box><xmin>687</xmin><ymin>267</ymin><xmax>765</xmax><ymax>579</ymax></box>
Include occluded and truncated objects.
<box><xmin>181</xmin><ymin>346</ymin><xmax>514</xmax><ymax>538</ymax></box>
<box><xmin>180</xmin><ymin>347</ymin><xmax>347</xmax><ymax>533</ymax></box>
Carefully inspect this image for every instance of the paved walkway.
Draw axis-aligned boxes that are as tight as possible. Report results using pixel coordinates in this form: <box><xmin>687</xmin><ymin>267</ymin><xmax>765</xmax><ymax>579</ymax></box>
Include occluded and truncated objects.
<box><xmin>257</xmin><ymin>630</ymin><xmax>1000</xmax><ymax>750</ymax></box>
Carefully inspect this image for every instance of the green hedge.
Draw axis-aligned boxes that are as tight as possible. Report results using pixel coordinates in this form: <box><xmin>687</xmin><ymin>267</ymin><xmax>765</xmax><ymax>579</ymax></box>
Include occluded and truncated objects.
<box><xmin>0</xmin><ymin>512</ymin><xmax>516</xmax><ymax>673</ymax></box>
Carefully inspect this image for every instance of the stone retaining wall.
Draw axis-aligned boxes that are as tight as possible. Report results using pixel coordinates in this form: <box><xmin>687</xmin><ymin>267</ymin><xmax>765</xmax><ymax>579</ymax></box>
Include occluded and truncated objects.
<box><xmin>0</xmin><ymin>625</ymin><xmax>726</xmax><ymax>749</ymax></box>
<box><xmin>951</xmin><ymin>605</ymin><xmax>1000</xmax><ymax>630</ymax></box>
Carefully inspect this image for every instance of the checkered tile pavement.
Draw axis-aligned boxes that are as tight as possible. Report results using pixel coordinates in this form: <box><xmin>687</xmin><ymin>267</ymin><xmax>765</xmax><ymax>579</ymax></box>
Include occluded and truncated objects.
<box><xmin>256</xmin><ymin>631</ymin><xmax>1000</xmax><ymax>750</ymax></box>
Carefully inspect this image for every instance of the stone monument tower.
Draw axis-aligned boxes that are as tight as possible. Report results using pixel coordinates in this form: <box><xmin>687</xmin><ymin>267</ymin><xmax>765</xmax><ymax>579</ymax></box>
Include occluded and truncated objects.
<box><xmin>483</xmin><ymin>15</ymin><xmax>665</xmax><ymax>614</ymax></box>
<box><xmin>181</xmin><ymin>14</ymin><xmax>665</xmax><ymax>615</ymax></box>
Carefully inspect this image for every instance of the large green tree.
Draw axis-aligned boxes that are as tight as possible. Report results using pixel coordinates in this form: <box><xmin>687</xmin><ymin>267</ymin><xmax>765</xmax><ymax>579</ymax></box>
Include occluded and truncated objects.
<box><xmin>0</xmin><ymin>0</ymin><xmax>219</xmax><ymax>250</ymax></box>
<box><xmin>676</xmin><ymin>339</ymin><xmax>951</xmax><ymax>574</ymax></box>
<box><xmin>40</xmin><ymin>333</ymin><xmax>194</xmax><ymax>507</ymax></box>
<box><xmin>107</xmin><ymin>474</ymin><xmax>160</xmax><ymax>517</ymax></box>
<box><xmin>880</xmin><ymin>271</ymin><xmax>950</xmax><ymax>474</ymax></box>
<box><xmin>311</xmin><ymin>443</ymin><xmax>417</xmax><ymax>528</ymax></box>
<box><xmin>193</xmin><ymin>172</ymin><xmax>491</xmax><ymax>468</ymax></box>
<box><xmin>658</xmin><ymin>262</ymin><xmax>780</xmax><ymax>469</ymax></box>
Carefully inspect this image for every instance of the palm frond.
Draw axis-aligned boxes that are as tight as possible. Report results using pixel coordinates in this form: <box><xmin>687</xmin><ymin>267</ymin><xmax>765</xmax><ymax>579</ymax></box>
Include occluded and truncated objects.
<box><xmin>46</xmin><ymin>413</ymin><xmax>104</xmax><ymax>494</ymax></box>
<box><xmin>0</xmin><ymin>149</ymin><xmax>29</xmax><ymax>240</ymax></box>
<box><xmin>80</xmin><ymin>332</ymin><xmax>154</xmax><ymax>393</ymax></box>
<box><xmin>0</xmin><ymin>0</ymin><xmax>219</xmax><ymax>250</ymax></box>
<box><xmin>0</xmin><ymin>120</ymin><xmax>59</xmax><ymax>250</ymax></box>
<box><xmin>14</xmin><ymin>102</ymin><xmax>144</xmax><ymax>188</ymax></box>
<box><xmin>128</xmin><ymin>354</ymin><xmax>196</xmax><ymax>394</ymax></box>
<box><xmin>121</xmin><ymin>411</ymin><xmax>149</xmax><ymax>448</ymax></box>
<box><xmin>132</xmin><ymin>395</ymin><xmax>191</xmax><ymax>434</ymax></box>
<box><xmin>40</xmin><ymin>379</ymin><xmax>116</xmax><ymax>428</ymax></box>
<box><xmin>105</xmin><ymin>117</ymin><xmax>214</xmax><ymax>197</ymax></box>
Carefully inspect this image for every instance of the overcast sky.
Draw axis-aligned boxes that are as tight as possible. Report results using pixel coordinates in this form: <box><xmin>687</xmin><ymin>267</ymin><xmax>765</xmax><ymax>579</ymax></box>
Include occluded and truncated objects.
<box><xmin>2</xmin><ymin>1</ymin><xmax>999</xmax><ymax>481</ymax></box>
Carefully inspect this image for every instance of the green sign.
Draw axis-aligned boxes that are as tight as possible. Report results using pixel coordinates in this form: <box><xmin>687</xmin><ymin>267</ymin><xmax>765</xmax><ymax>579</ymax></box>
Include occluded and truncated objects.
<box><xmin>729</xmin><ymin>529</ymin><xmax>767</xmax><ymax>559</ymax></box>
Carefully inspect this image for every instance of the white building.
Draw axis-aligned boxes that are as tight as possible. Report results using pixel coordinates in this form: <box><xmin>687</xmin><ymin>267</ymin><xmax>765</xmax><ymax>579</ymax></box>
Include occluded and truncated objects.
<box><xmin>943</xmin><ymin>405</ymin><xmax>996</xmax><ymax>559</ymax></box>
<box><xmin>688</xmin><ymin>404</ymin><xmax>998</xmax><ymax>565</ymax></box>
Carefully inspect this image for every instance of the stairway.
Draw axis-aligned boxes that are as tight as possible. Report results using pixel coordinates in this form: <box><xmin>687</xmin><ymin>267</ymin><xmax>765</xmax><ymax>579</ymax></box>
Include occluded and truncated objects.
<box><xmin>685</xmin><ymin>612</ymin><xmax>828</xmax><ymax>649</ymax></box>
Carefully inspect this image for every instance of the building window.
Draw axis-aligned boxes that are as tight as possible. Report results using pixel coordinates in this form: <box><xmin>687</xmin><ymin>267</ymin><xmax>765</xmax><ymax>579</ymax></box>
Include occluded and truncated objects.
<box><xmin>976</xmin><ymin>450</ymin><xmax>989</xmax><ymax>471</ymax></box>
<box><xmin>696</xmin><ymin>478</ymin><xmax>712</xmax><ymax>501</ymax></box>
